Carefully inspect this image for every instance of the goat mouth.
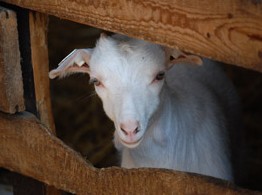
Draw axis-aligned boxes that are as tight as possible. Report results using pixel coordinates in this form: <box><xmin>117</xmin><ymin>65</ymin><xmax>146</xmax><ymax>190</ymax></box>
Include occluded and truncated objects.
<box><xmin>120</xmin><ymin>137</ymin><xmax>143</xmax><ymax>148</ymax></box>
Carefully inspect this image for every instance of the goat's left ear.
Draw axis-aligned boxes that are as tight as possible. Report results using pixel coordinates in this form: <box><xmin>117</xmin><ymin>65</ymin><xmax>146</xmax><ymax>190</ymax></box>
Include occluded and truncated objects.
<box><xmin>165</xmin><ymin>48</ymin><xmax>203</xmax><ymax>69</ymax></box>
<box><xmin>49</xmin><ymin>49</ymin><xmax>92</xmax><ymax>79</ymax></box>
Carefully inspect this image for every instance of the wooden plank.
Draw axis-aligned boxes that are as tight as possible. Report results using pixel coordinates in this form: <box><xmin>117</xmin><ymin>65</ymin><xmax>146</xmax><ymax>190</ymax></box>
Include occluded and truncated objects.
<box><xmin>0</xmin><ymin>112</ymin><xmax>258</xmax><ymax>194</ymax></box>
<box><xmin>1</xmin><ymin>0</ymin><xmax>262</xmax><ymax>72</ymax></box>
<box><xmin>29</xmin><ymin>11</ymin><xmax>56</xmax><ymax>132</ymax></box>
<box><xmin>0</xmin><ymin>6</ymin><xmax>25</xmax><ymax>113</ymax></box>
<box><xmin>29</xmin><ymin>11</ymin><xmax>60</xmax><ymax>194</ymax></box>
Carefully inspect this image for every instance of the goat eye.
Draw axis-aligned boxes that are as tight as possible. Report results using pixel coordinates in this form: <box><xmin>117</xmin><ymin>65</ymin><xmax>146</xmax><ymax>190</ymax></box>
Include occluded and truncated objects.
<box><xmin>155</xmin><ymin>71</ymin><xmax>165</xmax><ymax>81</ymax></box>
<box><xmin>89</xmin><ymin>78</ymin><xmax>101</xmax><ymax>86</ymax></box>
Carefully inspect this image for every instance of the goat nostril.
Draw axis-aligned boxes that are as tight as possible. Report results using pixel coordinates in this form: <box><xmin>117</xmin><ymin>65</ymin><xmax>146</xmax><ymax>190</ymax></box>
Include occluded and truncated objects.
<box><xmin>120</xmin><ymin>126</ymin><xmax>139</xmax><ymax>135</ymax></box>
<box><xmin>134</xmin><ymin>127</ymin><xmax>139</xmax><ymax>134</ymax></box>
<box><xmin>120</xmin><ymin>121</ymin><xmax>140</xmax><ymax>136</ymax></box>
<box><xmin>120</xmin><ymin>127</ymin><xmax>128</xmax><ymax>135</ymax></box>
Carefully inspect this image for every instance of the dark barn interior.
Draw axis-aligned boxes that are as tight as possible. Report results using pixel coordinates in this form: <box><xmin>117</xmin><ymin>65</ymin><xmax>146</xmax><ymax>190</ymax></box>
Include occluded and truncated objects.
<box><xmin>48</xmin><ymin>16</ymin><xmax>262</xmax><ymax>191</ymax></box>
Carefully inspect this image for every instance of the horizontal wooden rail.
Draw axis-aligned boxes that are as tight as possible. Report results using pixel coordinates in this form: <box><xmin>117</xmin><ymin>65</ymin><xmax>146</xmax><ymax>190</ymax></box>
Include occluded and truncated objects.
<box><xmin>1</xmin><ymin>0</ymin><xmax>262</xmax><ymax>72</ymax></box>
<box><xmin>0</xmin><ymin>112</ymin><xmax>258</xmax><ymax>194</ymax></box>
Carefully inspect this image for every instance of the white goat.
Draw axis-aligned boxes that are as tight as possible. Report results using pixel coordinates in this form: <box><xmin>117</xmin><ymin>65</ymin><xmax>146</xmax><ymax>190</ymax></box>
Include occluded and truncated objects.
<box><xmin>49</xmin><ymin>34</ymin><xmax>239</xmax><ymax>181</ymax></box>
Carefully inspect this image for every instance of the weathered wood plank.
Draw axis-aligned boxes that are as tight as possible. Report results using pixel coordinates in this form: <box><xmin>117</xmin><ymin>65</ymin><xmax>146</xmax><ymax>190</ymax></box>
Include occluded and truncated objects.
<box><xmin>0</xmin><ymin>6</ymin><xmax>25</xmax><ymax>113</ymax></box>
<box><xmin>29</xmin><ymin>11</ymin><xmax>60</xmax><ymax>195</ymax></box>
<box><xmin>1</xmin><ymin>0</ymin><xmax>262</xmax><ymax>72</ymax></box>
<box><xmin>29</xmin><ymin>11</ymin><xmax>56</xmax><ymax>132</ymax></box>
<box><xmin>0</xmin><ymin>112</ymin><xmax>258</xmax><ymax>194</ymax></box>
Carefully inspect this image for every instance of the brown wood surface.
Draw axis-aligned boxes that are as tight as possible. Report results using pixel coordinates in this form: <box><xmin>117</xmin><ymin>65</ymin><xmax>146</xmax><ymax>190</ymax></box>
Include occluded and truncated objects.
<box><xmin>0</xmin><ymin>112</ymin><xmax>259</xmax><ymax>194</ymax></box>
<box><xmin>29</xmin><ymin>11</ymin><xmax>56</xmax><ymax>132</ymax></box>
<box><xmin>0</xmin><ymin>6</ymin><xmax>25</xmax><ymax>113</ymax></box>
<box><xmin>29</xmin><ymin>11</ymin><xmax>60</xmax><ymax>194</ymax></box>
<box><xmin>1</xmin><ymin>0</ymin><xmax>262</xmax><ymax>72</ymax></box>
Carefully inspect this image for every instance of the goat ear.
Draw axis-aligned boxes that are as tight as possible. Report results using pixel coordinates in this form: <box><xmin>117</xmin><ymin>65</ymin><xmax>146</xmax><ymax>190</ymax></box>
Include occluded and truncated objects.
<box><xmin>165</xmin><ymin>48</ymin><xmax>203</xmax><ymax>69</ymax></box>
<box><xmin>49</xmin><ymin>49</ymin><xmax>92</xmax><ymax>79</ymax></box>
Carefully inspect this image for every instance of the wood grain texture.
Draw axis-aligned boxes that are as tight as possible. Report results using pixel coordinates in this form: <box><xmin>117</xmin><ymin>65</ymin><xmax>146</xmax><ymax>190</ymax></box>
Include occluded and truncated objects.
<box><xmin>0</xmin><ymin>6</ymin><xmax>25</xmax><ymax>113</ymax></box>
<box><xmin>29</xmin><ymin>12</ymin><xmax>60</xmax><ymax>194</ymax></box>
<box><xmin>29</xmin><ymin>11</ymin><xmax>56</xmax><ymax>132</ymax></box>
<box><xmin>29</xmin><ymin>11</ymin><xmax>60</xmax><ymax>195</ymax></box>
<box><xmin>0</xmin><ymin>112</ymin><xmax>259</xmax><ymax>194</ymax></box>
<box><xmin>2</xmin><ymin>0</ymin><xmax>262</xmax><ymax>72</ymax></box>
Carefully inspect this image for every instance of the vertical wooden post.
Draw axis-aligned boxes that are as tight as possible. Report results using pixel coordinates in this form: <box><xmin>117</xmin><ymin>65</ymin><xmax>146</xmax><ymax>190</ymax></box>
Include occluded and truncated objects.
<box><xmin>0</xmin><ymin>6</ymin><xmax>25</xmax><ymax>113</ymax></box>
<box><xmin>28</xmin><ymin>11</ymin><xmax>60</xmax><ymax>195</ymax></box>
<box><xmin>29</xmin><ymin>12</ymin><xmax>55</xmax><ymax>132</ymax></box>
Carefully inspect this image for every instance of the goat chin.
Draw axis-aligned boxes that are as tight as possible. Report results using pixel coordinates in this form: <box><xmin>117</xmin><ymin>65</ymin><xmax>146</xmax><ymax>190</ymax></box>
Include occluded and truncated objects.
<box><xmin>119</xmin><ymin>137</ymin><xmax>144</xmax><ymax>149</ymax></box>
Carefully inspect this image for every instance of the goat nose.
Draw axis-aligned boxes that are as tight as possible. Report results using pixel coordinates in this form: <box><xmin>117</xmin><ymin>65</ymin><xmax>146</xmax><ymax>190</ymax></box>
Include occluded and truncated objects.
<box><xmin>120</xmin><ymin>120</ymin><xmax>140</xmax><ymax>136</ymax></box>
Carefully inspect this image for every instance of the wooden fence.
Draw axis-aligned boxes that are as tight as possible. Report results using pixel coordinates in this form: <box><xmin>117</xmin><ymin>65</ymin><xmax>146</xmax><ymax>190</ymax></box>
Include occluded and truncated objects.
<box><xmin>0</xmin><ymin>0</ymin><xmax>261</xmax><ymax>194</ymax></box>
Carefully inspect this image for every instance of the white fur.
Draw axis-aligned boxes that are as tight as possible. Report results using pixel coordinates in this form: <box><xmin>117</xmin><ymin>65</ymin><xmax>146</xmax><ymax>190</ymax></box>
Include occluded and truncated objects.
<box><xmin>49</xmin><ymin>34</ymin><xmax>239</xmax><ymax>181</ymax></box>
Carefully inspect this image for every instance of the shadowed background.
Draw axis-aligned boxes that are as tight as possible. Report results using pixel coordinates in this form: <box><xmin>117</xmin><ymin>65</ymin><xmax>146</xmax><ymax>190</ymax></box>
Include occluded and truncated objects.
<box><xmin>48</xmin><ymin>16</ymin><xmax>262</xmax><ymax>191</ymax></box>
